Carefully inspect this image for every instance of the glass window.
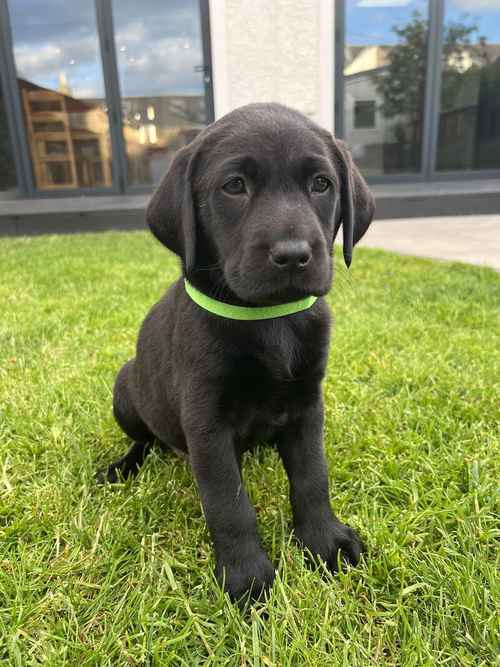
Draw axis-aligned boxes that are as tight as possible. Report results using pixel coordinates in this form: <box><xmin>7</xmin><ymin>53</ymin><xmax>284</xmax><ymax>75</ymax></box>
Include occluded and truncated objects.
<box><xmin>0</xmin><ymin>79</ymin><xmax>18</xmax><ymax>195</ymax></box>
<box><xmin>437</xmin><ymin>0</ymin><xmax>500</xmax><ymax>171</ymax></box>
<box><xmin>112</xmin><ymin>0</ymin><xmax>210</xmax><ymax>186</ymax></box>
<box><xmin>344</xmin><ymin>0</ymin><xmax>429</xmax><ymax>176</ymax></box>
<box><xmin>8</xmin><ymin>0</ymin><xmax>113</xmax><ymax>191</ymax></box>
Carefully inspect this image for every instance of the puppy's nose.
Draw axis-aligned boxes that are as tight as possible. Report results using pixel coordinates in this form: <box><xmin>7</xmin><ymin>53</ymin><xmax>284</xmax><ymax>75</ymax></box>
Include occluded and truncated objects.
<box><xmin>269</xmin><ymin>240</ymin><xmax>312</xmax><ymax>269</ymax></box>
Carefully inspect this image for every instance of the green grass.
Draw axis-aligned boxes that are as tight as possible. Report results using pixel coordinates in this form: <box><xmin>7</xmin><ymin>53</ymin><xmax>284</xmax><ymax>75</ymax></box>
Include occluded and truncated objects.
<box><xmin>0</xmin><ymin>231</ymin><xmax>498</xmax><ymax>666</ymax></box>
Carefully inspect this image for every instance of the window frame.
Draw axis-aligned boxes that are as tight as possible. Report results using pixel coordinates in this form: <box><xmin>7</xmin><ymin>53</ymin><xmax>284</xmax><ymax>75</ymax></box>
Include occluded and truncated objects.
<box><xmin>0</xmin><ymin>0</ymin><xmax>32</xmax><ymax>196</ymax></box>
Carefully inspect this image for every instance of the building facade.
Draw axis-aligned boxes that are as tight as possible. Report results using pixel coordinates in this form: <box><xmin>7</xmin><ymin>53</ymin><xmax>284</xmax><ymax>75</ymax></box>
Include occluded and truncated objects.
<box><xmin>0</xmin><ymin>0</ymin><xmax>499</xmax><ymax>203</ymax></box>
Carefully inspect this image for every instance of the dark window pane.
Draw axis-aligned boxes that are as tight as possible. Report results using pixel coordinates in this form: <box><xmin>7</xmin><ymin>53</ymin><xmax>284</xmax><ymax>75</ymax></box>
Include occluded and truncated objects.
<box><xmin>344</xmin><ymin>0</ymin><xmax>429</xmax><ymax>175</ymax></box>
<box><xmin>354</xmin><ymin>100</ymin><xmax>376</xmax><ymax>129</ymax></box>
<box><xmin>437</xmin><ymin>1</ymin><xmax>500</xmax><ymax>171</ymax></box>
<box><xmin>45</xmin><ymin>161</ymin><xmax>72</xmax><ymax>185</ymax></box>
<box><xmin>30</xmin><ymin>99</ymin><xmax>63</xmax><ymax>112</ymax></box>
<box><xmin>44</xmin><ymin>140</ymin><xmax>68</xmax><ymax>155</ymax></box>
<box><xmin>112</xmin><ymin>0</ymin><xmax>210</xmax><ymax>186</ymax></box>
<box><xmin>0</xmin><ymin>80</ymin><xmax>18</xmax><ymax>194</ymax></box>
<box><xmin>33</xmin><ymin>121</ymin><xmax>65</xmax><ymax>132</ymax></box>
<box><xmin>74</xmin><ymin>139</ymin><xmax>100</xmax><ymax>159</ymax></box>
<box><xmin>9</xmin><ymin>0</ymin><xmax>113</xmax><ymax>191</ymax></box>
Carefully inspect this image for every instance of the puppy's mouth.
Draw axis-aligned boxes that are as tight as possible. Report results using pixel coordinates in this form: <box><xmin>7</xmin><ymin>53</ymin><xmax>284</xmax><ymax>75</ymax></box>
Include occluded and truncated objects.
<box><xmin>225</xmin><ymin>271</ymin><xmax>331</xmax><ymax>306</ymax></box>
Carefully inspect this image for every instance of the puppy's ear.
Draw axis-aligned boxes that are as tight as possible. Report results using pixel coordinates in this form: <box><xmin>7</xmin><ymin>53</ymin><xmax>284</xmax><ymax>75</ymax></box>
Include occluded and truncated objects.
<box><xmin>333</xmin><ymin>139</ymin><xmax>375</xmax><ymax>268</ymax></box>
<box><xmin>146</xmin><ymin>143</ymin><xmax>197</xmax><ymax>272</ymax></box>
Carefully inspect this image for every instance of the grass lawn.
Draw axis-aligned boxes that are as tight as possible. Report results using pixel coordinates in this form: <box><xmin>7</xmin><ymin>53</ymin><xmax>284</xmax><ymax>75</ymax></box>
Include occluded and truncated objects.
<box><xmin>0</xmin><ymin>231</ymin><xmax>498</xmax><ymax>666</ymax></box>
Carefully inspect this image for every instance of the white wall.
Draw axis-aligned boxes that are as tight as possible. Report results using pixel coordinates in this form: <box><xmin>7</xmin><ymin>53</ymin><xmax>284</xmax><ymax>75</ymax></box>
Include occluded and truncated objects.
<box><xmin>209</xmin><ymin>0</ymin><xmax>334</xmax><ymax>131</ymax></box>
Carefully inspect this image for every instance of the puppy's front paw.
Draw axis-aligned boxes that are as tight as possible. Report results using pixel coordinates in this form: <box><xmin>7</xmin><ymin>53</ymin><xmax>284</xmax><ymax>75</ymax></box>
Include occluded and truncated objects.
<box><xmin>95</xmin><ymin>463</ymin><xmax>121</xmax><ymax>484</ymax></box>
<box><xmin>216</xmin><ymin>550</ymin><xmax>276</xmax><ymax>603</ymax></box>
<box><xmin>295</xmin><ymin>519</ymin><xmax>363</xmax><ymax>573</ymax></box>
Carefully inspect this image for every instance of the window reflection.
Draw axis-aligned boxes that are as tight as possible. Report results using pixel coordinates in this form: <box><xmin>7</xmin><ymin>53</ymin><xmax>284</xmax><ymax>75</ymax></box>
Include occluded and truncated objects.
<box><xmin>9</xmin><ymin>0</ymin><xmax>112</xmax><ymax>190</ymax></box>
<box><xmin>437</xmin><ymin>0</ymin><xmax>500</xmax><ymax>171</ymax></box>
<box><xmin>344</xmin><ymin>0</ymin><xmax>429</xmax><ymax>175</ymax></box>
<box><xmin>112</xmin><ymin>0</ymin><xmax>209</xmax><ymax>186</ymax></box>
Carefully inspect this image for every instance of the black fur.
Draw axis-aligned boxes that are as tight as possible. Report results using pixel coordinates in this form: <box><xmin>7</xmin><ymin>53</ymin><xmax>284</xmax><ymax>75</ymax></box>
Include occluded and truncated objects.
<box><xmin>98</xmin><ymin>103</ymin><xmax>374</xmax><ymax>602</ymax></box>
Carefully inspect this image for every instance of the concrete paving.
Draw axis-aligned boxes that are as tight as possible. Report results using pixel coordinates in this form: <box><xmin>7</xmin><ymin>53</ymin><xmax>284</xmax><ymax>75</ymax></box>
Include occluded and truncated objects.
<box><xmin>359</xmin><ymin>214</ymin><xmax>500</xmax><ymax>271</ymax></box>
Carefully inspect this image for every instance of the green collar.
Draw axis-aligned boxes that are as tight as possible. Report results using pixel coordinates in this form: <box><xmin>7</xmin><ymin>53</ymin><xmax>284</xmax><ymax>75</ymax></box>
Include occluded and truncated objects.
<box><xmin>184</xmin><ymin>279</ymin><xmax>318</xmax><ymax>320</ymax></box>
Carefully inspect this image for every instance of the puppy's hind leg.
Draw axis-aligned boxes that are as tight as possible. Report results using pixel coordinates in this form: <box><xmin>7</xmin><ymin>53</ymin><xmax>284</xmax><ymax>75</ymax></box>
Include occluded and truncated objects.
<box><xmin>97</xmin><ymin>359</ymin><xmax>154</xmax><ymax>484</ymax></box>
<box><xmin>96</xmin><ymin>441</ymin><xmax>153</xmax><ymax>484</ymax></box>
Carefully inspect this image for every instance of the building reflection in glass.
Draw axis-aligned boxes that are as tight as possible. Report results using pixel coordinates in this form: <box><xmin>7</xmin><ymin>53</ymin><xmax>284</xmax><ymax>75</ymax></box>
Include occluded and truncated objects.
<box><xmin>119</xmin><ymin>95</ymin><xmax>206</xmax><ymax>186</ymax></box>
<box><xmin>19</xmin><ymin>77</ymin><xmax>113</xmax><ymax>189</ymax></box>
<box><xmin>437</xmin><ymin>0</ymin><xmax>500</xmax><ymax>171</ymax></box>
<box><xmin>112</xmin><ymin>0</ymin><xmax>209</xmax><ymax>186</ymax></box>
<box><xmin>9</xmin><ymin>0</ymin><xmax>114</xmax><ymax>191</ymax></box>
<box><xmin>344</xmin><ymin>0</ymin><xmax>429</xmax><ymax>176</ymax></box>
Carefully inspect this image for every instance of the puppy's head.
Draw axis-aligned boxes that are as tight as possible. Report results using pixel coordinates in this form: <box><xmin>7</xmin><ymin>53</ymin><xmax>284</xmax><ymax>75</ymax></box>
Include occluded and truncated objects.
<box><xmin>147</xmin><ymin>103</ymin><xmax>374</xmax><ymax>305</ymax></box>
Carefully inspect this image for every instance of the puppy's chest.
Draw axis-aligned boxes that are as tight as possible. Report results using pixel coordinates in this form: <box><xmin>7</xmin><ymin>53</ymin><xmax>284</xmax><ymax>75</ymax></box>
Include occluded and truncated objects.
<box><xmin>220</xmin><ymin>350</ymin><xmax>322</xmax><ymax>442</ymax></box>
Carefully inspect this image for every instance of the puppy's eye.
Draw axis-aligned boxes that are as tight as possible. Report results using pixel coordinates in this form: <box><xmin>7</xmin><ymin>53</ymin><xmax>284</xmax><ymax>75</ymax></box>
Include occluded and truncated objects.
<box><xmin>222</xmin><ymin>177</ymin><xmax>247</xmax><ymax>195</ymax></box>
<box><xmin>311</xmin><ymin>176</ymin><xmax>331</xmax><ymax>194</ymax></box>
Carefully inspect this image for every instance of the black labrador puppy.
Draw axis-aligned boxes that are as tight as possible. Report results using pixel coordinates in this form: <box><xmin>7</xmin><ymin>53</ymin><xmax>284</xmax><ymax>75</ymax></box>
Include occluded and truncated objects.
<box><xmin>99</xmin><ymin>103</ymin><xmax>374</xmax><ymax>601</ymax></box>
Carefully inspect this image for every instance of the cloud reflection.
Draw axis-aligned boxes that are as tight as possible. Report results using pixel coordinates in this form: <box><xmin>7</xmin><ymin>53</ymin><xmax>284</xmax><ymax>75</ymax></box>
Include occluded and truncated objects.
<box><xmin>9</xmin><ymin>0</ymin><xmax>205</xmax><ymax>99</ymax></box>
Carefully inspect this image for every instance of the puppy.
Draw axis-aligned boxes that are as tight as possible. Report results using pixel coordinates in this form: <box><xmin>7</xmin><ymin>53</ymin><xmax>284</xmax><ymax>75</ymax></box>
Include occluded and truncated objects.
<box><xmin>99</xmin><ymin>103</ymin><xmax>375</xmax><ymax>601</ymax></box>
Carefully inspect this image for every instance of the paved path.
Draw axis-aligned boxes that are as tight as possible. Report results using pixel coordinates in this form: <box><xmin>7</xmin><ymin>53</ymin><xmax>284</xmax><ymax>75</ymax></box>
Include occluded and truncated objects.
<box><xmin>358</xmin><ymin>215</ymin><xmax>500</xmax><ymax>271</ymax></box>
